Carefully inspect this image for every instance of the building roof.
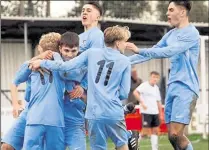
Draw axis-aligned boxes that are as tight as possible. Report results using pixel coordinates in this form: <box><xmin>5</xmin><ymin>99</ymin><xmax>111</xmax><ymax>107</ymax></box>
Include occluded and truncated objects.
<box><xmin>2</xmin><ymin>16</ymin><xmax>209</xmax><ymax>42</ymax></box>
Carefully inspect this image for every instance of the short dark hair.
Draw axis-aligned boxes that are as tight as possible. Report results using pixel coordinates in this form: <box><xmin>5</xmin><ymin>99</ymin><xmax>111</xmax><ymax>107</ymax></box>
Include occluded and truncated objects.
<box><xmin>59</xmin><ymin>32</ymin><xmax>79</xmax><ymax>48</ymax></box>
<box><xmin>150</xmin><ymin>71</ymin><xmax>160</xmax><ymax>76</ymax></box>
<box><xmin>86</xmin><ymin>1</ymin><xmax>103</xmax><ymax>16</ymax></box>
<box><xmin>169</xmin><ymin>0</ymin><xmax>192</xmax><ymax>14</ymax></box>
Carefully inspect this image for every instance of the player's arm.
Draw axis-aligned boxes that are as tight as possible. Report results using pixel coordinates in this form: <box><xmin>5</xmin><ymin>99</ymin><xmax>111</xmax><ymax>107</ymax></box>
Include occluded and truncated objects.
<box><xmin>151</xmin><ymin>29</ymin><xmax>172</xmax><ymax>48</ymax></box>
<box><xmin>30</xmin><ymin>50</ymin><xmax>53</xmax><ymax>61</ymax></box>
<box><xmin>69</xmin><ymin>73</ymin><xmax>88</xmax><ymax>103</ymax></box>
<box><xmin>128</xmin><ymin>31</ymin><xmax>200</xmax><ymax>58</ymax></box>
<box><xmin>127</xmin><ymin>30</ymin><xmax>171</xmax><ymax>61</ymax></box>
<box><xmin>80</xmin><ymin>72</ymin><xmax>88</xmax><ymax>103</ymax></box>
<box><xmin>35</xmin><ymin>50</ymin><xmax>88</xmax><ymax>72</ymax></box>
<box><xmin>80</xmin><ymin>72</ymin><xmax>88</xmax><ymax>91</ymax></box>
<box><xmin>11</xmin><ymin>62</ymin><xmax>31</xmax><ymax>118</ymax></box>
<box><xmin>119</xmin><ymin>63</ymin><xmax>131</xmax><ymax>100</ymax></box>
<box><xmin>127</xmin><ymin>31</ymin><xmax>171</xmax><ymax>64</ymax></box>
<box><xmin>128</xmin><ymin>54</ymin><xmax>151</xmax><ymax>65</ymax></box>
<box><xmin>133</xmin><ymin>89</ymin><xmax>147</xmax><ymax>110</ymax></box>
<box><xmin>53</xmin><ymin>52</ymin><xmax>77</xmax><ymax>80</ymax></box>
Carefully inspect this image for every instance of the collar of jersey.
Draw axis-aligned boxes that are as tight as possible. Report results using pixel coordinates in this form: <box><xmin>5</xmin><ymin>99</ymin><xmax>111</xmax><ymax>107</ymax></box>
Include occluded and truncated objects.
<box><xmin>106</xmin><ymin>47</ymin><xmax>121</xmax><ymax>54</ymax></box>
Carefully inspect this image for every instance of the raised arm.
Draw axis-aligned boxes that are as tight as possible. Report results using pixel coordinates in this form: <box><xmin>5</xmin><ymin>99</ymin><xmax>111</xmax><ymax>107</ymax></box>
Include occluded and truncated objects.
<box><xmin>152</xmin><ymin>29</ymin><xmax>172</xmax><ymax>48</ymax></box>
<box><xmin>128</xmin><ymin>54</ymin><xmax>152</xmax><ymax>65</ymax></box>
<box><xmin>127</xmin><ymin>31</ymin><xmax>171</xmax><ymax>65</ymax></box>
<box><xmin>30</xmin><ymin>50</ymin><xmax>89</xmax><ymax>72</ymax></box>
<box><xmin>128</xmin><ymin>31</ymin><xmax>199</xmax><ymax>59</ymax></box>
<box><xmin>138</xmin><ymin>33</ymin><xmax>199</xmax><ymax>58</ymax></box>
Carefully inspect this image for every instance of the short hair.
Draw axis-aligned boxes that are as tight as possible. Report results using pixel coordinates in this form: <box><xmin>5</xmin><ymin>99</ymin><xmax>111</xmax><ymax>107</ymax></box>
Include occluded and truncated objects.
<box><xmin>104</xmin><ymin>25</ymin><xmax>131</xmax><ymax>46</ymax></box>
<box><xmin>150</xmin><ymin>71</ymin><xmax>160</xmax><ymax>76</ymax></box>
<box><xmin>86</xmin><ymin>1</ymin><xmax>103</xmax><ymax>16</ymax></box>
<box><xmin>39</xmin><ymin>32</ymin><xmax>61</xmax><ymax>52</ymax></box>
<box><xmin>59</xmin><ymin>31</ymin><xmax>79</xmax><ymax>48</ymax></box>
<box><xmin>169</xmin><ymin>0</ymin><xmax>192</xmax><ymax>14</ymax></box>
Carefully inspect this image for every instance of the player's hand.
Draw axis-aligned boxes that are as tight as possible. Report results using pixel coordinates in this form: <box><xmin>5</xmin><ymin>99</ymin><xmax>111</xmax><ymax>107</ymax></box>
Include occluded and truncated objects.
<box><xmin>40</xmin><ymin>50</ymin><xmax>53</xmax><ymax>60</ymax></box>
<box><xmin>126</xmin><ymin>42</ymin><xmax>139</xmax><ymax>53</ymax></box>
<box><xmin>69</xmin><ymin>85</ymin><xmax>84</xmax><ymax>99</ymax></box>
<box><xmin>29</xmin><ymin>60</ymin><xmax>42</xmax><ymax>71</ymax></box>
<box><xmin>12</xmin><ymin>104</ymin><xmax>20</xmax><ymax>118</ymax></box>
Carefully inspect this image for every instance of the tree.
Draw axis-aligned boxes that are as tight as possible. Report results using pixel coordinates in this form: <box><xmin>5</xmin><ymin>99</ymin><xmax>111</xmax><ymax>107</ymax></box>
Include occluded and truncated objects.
<box><xmin>1</xmin><ymin>0</ymin><xmax>50</xmax><ymax>17</ymax></box>
<box><xmin>67</xmin><ymin>0</ymin><xmax>86</xmax><ymax>17</ymax></box>
<box><xmin>157</xmin><ymin>1</ymin><xmax>209</xmax><ymax>23</ymax></box>
<box><xmin>189</xmin><ymin>1</ymin><xmax>208</xmax><ymax>23</ymax></box>
<box><xmin>102</xmin><ymin>1</ymin><xmax>151</xmax><ymax>19</ymax></box>
<box><xmin>68</xmin><ymin>0</ymin><xmax>151</xmax><ymax>19</ymax></box>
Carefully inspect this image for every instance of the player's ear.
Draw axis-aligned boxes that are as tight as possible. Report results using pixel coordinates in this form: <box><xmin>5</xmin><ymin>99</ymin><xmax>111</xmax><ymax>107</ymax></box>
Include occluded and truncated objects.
<box><xmin>116</xmin><ymin>41</ymin><xmax>120</xmax><ymax>49</ymax></box>
<box><xmin>180</xmin><ymin>7</ymin><xmax>186</xmax><ymax>17</ymax></box>
<box><xmin>96</xmin><ymin>15</ymin><xmax>100</xmax><ymax>21</ymax></box>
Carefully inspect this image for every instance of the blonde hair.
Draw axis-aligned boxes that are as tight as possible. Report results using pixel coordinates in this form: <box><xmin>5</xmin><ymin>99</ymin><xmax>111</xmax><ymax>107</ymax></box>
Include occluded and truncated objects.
<box><xmin>104</xmin><ymin>25</ymin><xmax>131</xmax><ymax>46</ymax></box>
<box><xmin>39</xmin><ymin>32</ymin><xmax>61</xmax><ymax>52</ymax></box>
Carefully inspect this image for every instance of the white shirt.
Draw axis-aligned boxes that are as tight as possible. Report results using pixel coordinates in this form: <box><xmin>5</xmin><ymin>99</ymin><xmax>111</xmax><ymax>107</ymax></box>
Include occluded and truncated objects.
<box><xmin>136</xmin><ymin>81</ymin><xmax>161</xmax><ymax>114</ymax></box>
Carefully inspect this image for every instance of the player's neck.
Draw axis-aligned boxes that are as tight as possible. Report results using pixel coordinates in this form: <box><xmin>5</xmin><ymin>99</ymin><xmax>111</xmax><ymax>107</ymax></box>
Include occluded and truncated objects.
<box><xmin>176</xmin><ymin>18</ymin><xmax>190</xmax><ymax>29</ymax></box>
<box><xmin>84</xmin><ymin>23</ymin><xmax>98</xmax><ymax>31</ymax></box>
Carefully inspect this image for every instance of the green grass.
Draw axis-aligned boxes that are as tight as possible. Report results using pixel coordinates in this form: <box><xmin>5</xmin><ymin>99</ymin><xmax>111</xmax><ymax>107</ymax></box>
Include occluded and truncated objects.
<box><xmin>84</xmin><ymin>134</ymin><xmax>208</xmax><ymax>150</ymax></box>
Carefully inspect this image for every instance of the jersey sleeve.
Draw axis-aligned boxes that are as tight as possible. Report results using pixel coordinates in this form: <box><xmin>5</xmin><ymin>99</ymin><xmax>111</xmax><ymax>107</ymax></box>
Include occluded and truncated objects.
<box><xmin>152</xmin><ymin>29</ymin><xmax>172</xmax><ymax>48</ymax></box>
<box><xmin>119</xmin><ymin>63</ymin><xmax>131</xmax><ymax>100</ymax></box>
<box><xmin>13</xmin><ymin>61</ymin><xmax>32</xmax><ymax>86</ymax></box>
<box><xmin>139</xmin><ymin>30</ymin><xmax>200</xmax><ymax>58</ymax></box>
<box><xmin>40</xmin><ymin>50</ymin><xmax>89</xmax><ymax>72</ymax></box>
<box><xmin>128</xmin><ymin>54</ymin><xmax>151</xmax><ymax>65</ymax></box>
<box><xmin>80</xmin><ymin>72</ymin><xmax>88</xmax><ymax>90</ymax></box>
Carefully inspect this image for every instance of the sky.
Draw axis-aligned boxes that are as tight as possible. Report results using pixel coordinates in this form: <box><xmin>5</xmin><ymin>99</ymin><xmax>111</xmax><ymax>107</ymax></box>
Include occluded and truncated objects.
<box><xmin>50</xmin><ymin>1</ymin><xmax>76</xmax><ymax>17</ymax></box>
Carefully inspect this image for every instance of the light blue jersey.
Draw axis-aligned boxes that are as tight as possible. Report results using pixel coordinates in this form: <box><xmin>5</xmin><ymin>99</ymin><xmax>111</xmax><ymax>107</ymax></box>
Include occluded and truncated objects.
<box><xmin>79</xmin><ymin>27</ymin><xmax>105</xmax><ymax>52</ymax></box>
<box><xmin>23</xmin><ymin>68</ymin><xmax>65</xmax><ymax>149</ymax></box>
<box><xmin>130</xmin><ymin>24</ymin><xmax>200</xmax><ymax>96</ymax></box>
<box><xmin>40</xmin><ymin>48</ymin><xmax>131</xmax><ymax>148</ymax></box>
<box><xmin>40</xmin><ymin>47</ymin><xmax>131</xmax><ymax>120</ymax></box>
<box><xmin>27</xmin><ymin>70</ymin><xmax>65</xmax><ymax>127</ymax></box>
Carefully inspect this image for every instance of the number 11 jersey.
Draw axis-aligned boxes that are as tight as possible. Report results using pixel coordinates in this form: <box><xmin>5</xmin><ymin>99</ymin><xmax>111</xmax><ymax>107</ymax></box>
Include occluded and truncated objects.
<box><xmin>40</xmin><ymin>47</ymin><xmax>131</xmax><ymax>120</ymax></box>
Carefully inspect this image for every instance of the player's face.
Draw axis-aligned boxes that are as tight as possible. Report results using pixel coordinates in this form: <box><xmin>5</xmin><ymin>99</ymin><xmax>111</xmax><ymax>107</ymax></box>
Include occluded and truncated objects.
<box><xmin>81</xmin><ymin>4</ymin><xmax>100</xmax><ymax>27</ymax></box>
<box><xmin>166</xmin><ymin>2</ymin><xmax>184</xmax><ymax>27</ymax></box>
<box><xmin>116</xmin><ymin>40</ymin><xmax>127</xmax><ymax>54</ymax></box>
<box><xmin>150</xmin><ymin>74</ymin><xmax>160</xmax><ymax>85</ymax></box>
<box><xmin>59</xmin><ymin>45</ymin><xmax>78</xmax><ymax>61</ymax></box>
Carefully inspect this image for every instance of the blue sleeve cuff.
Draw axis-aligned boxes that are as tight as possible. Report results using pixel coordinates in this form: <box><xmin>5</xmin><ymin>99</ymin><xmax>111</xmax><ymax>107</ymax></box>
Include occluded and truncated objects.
<box><xmin>40</xmin><ymin>60</ymin><xmax>47</xmax><ymax>68</ymax></box>
<box><xmin>53</xmin><ymin>52</ymin><xmax>62</xmax><ymax>61</ymax></box>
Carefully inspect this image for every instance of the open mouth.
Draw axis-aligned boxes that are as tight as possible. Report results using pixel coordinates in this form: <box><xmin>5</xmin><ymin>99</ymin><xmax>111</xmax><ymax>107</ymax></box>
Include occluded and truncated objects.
<box><xmin>167</xmin><ymin>17</ymin><xmax>171</xmax><ymax>22</ymax></box>
<box><xmin>82</xmin><ymin>16</ymin><xmax>87</xmax><ymax>20</ymax></box>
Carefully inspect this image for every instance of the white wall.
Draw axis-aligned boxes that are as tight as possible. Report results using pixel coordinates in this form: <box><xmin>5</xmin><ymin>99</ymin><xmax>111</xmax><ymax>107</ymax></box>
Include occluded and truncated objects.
<box><xmin>1</xmin><ymin>39</ymin><xmax>32</xmax><ymax>108</ymax></box>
